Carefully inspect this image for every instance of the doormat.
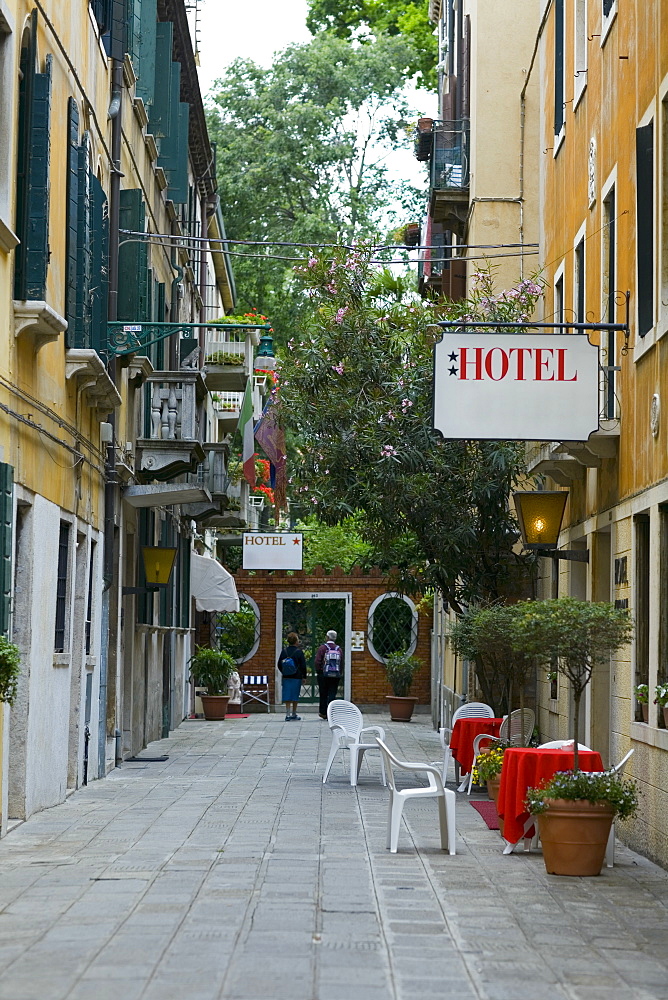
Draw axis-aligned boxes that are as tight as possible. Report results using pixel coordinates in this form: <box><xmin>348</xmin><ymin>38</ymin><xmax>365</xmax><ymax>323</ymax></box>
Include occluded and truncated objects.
<box><xmin>470</xmin><ymin>799</ymin><xmax>500</xmax><ymax>830</ymax></box>
<box><xmin>225</xmin><ymin>714</ymin><xmax>250</xmax><ymax>719</ymax></box>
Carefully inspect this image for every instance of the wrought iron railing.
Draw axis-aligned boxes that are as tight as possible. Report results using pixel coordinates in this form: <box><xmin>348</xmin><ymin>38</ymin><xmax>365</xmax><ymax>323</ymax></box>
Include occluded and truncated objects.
<box><xmin>430</xmin><ymin>120</ymin><xmax>470</xmax><ymax>192</ymax></box>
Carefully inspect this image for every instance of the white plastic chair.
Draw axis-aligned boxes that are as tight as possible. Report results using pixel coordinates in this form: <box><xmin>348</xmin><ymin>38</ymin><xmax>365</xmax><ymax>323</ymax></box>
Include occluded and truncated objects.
<box><xmin>537</xmin><ymin>740</ymin><xmax>591</xmax><ymax>750</ymax></box>
<box><xmin>467</xmin><ymin>708</ymin><xmax>535</xmax><ymax>793</ymax></box>
<box><xmin>604</xmin><ymin>748</ymin><xmax>635</xmax><ymax>867</ymax></box>
<box><xmin>434</xmin><ymin>702</ymin><xmax>494</xmax><ymax>787</ymax></box>
<box><xmin>376</xmin><ymin>738</ymin><xmax>456</xmax><ymax>855</ymax></box>
<box><xmin>322</xmin><ymin>700</ymin><xmax>386</xmax><ymax>787</ymax></box>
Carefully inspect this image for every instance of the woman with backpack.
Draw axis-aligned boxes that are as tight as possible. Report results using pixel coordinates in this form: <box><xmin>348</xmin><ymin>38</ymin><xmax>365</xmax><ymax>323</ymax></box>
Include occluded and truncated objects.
<box><xmin>278</xmin><ymin>631</ymin><xmax>307</xmax><ymax>721</ymax></box>
<box><xmin>314</xmin><ymin>629</ymin><xmax>343</xmax><ymax>720</ymax></box>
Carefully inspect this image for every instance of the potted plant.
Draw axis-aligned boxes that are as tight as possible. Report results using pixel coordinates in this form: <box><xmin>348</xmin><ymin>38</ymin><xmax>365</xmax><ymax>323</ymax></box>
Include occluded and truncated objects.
<box><xmin>384</xmin><ymin>650</ymin><xmax>421</xmax><ymax>721</ymax></box>
<box><xmin>0</xmin><ymin>635</ymin><xmax>21</xmax><ymax>706</ymax></box>
<box><xmin>471</xmin><ymin>745</ymin><xmax>506</xmax><ymax>804</ymax></box>
<box><xmin>654</xmin><ymin>683</ymin><xmax>668</xmax><ymax>727</ymax></box>
<box><xmin>189</xmin><ymin>646</ymin><xmax>236</xmax><ymax>720</ymax></box>
<box><xmin>513</xmin><ymin>596</ymin><xmax>633</xmax><ymax>875</ymax></box>
<box><xmin>633</xmin><ymin>682</ymin><xmax>649</xmax><ymax>722</ymax></box>
<box><xmin>526</xmin><ymin>770</ymin><xmax>638</xmax><ymax>876</ymax></box>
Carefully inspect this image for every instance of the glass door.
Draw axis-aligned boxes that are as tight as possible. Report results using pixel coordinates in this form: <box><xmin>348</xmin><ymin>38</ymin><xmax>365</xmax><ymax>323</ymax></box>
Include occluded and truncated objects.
<box><xmin>280</xmin><ymin>597</ymin><xmax>348</xmax><ymax>704</ymax></box>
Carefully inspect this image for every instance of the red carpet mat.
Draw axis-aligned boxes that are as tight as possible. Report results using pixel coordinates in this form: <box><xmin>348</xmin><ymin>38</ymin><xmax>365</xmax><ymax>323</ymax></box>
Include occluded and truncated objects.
<box><xmin>470</xmin><ymin>799</ymin><xmax>500</xmax><ymax>830</ymax></box>
<box><xmin>225</xmin><ymin>714</ymin><xmax>249</xmax><ymax>719</ymax></box>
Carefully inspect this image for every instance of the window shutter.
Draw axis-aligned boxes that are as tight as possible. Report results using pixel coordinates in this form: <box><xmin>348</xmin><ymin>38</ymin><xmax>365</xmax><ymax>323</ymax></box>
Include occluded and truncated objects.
<box><xmin>75</xmin><ymin>138</ymin><xmax>92</xmax><ymax>348</ymax></box>
<box><xmin>65</xmin><ymin>98</ymin><xmax>80</xmax><ymax>343</ymax></box>
<box><xmin>158</xmin><ymin>59</ymin><xmax>190</xmax><ymax>205</ymax></box>
<box><xmin>92</xmin><ymin>0</ymin><xmax>111</xmax><ymax>34</ymax></box>
<box><xmin>0</xmin><ymin>464</ymin><xmax>13</xmax><ymax>638</ymax></box>
<box><xmin>104</xmin><ymin>0</ymin><xmax>128</xmax><ymax>62</ymax></box>
<box><xmin>149</xmin><ymin>22</ymin><xmax>174</xmax><ymax>139</ymax></box>
<box><xmin>89</xmin><ymin>174</ymin><xmax>109</xmax><ymax>353</ymax></box>
<box><xmin>118</xmin><ymin>189</ymin><xmax>149</xmax><ymax>321</ymax></box>
<box><xmin>636</xmin><ymin>122</ymin><xmax>654</xmax><ymax>337</ymax></box>
<box><xmin>135</xmin><ymin>0</ymin><xmax>157</xmax><ymax>106</ymax></box>
<box><xmin>554</xmin><ymin>0</ymin><xmax>564</xmax><ymax>136</ymax></box>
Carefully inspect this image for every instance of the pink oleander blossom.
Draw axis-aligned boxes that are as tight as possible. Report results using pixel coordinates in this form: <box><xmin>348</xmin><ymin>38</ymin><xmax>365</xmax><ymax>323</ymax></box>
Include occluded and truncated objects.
<box><xmin>380</xmin><ymin>444</ymin><xmax>397</xmax><ymax>458</ymax></box>
<box><xmin>332</xmin><ymin>362</ymin><xmax>345</xmax><ymax>374</ymax></box>
<box><xmin>335</xmin><ymin>307</ymin><xmax>349</xmax><ymax>324</ymax></box>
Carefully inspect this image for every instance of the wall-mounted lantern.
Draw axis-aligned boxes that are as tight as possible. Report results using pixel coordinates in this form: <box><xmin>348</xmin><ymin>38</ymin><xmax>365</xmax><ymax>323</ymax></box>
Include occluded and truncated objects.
<box><xmin>513</xmin><ymin>491</ymin><xmax>588</xmax><ymax>562</ymax></box>
<box><xmin>122</xmin><ymin>546</ymin><xmax>178</xmax><ymax>595</ymax></box>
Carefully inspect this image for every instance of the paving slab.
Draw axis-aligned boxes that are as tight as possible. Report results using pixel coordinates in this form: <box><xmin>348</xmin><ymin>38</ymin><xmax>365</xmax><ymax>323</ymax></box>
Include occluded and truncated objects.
<box><xmin>1</xmin><ymin>714</ymin><xmax>668</xmax><ymax>999</ymax></box>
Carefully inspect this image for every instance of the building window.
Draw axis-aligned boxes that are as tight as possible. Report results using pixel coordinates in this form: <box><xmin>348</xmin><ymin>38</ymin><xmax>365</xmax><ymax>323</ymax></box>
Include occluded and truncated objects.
<box><xmin>574</xmin><ymin>236</ymin><xmax>585</xmax><ymax>323</ymax></box>
<box><xmin>554</xmin><ymin>271</ymin><xmax>564</xmax><ymax>324</ymax></box>
<box><xmin>637</xmin><ymin>121</ymin><xmax>655</xmax><ymax>337</ymax></box>
<box><xmin>85</xmin><ymin>541</ymin><xmax>95</xmax><ymax>655</ymax></box>
<box><xmin>634</xmin><ymin>513</ymin><xmax>650</xmax><ymax>722</ymax></box>
<box><xmin>574</xmin><ymin>0</ymin><xmax>587</xmax><ymax>107</ymax></box>
<box><xmin>602</xmin><ymin>0</ymin><xmax>618</xmax><ymax>43</ymax></box>
<box><xmin>54</xmin><ymin>521</ymin><xmax>71</xmax><ymax>653</ymax></box>
<box><xmin>554</xmin><ymin>0</ymin><xmax>565</xmax><ymax>140</ymax></box>
<box><xmin>602</xmin><ymin>187</ymin><xmax>617</xmax><ymax>418</ymax></box>
<box><xmin>367</xmin><ymin>594</ymin><xmax>418</xmax><ymax>663</ymax></box>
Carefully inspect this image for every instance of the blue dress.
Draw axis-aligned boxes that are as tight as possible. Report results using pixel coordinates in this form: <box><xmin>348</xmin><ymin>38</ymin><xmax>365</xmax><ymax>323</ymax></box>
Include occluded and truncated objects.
<box><xmin>278</xmin><ymin>646</ymin><xmax>306</xmax><ymax>703</ymax></box>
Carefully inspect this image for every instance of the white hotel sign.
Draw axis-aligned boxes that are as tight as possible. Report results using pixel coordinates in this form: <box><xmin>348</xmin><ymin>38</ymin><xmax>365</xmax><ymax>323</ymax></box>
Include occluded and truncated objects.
<box><xmin>434</xmin><ymin>333</ymin><xmax>600</xmax><ymax>441</ymax></box>
<box><xmin>242</xmin><ymin>533</ymin><xmax>303</xmax><ymax>570</ymax></box>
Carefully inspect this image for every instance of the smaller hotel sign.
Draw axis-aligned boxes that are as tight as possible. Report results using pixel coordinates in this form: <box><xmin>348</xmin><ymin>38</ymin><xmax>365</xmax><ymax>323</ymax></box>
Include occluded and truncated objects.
<box><xmin>242</xmin><ymin>533</ymin><xmax>303</xmax><ymax>570</ymax></box>
<box><xmin>434</xmin><ymin>333</ymin><xmax>600</xmax><ymax>441</ymax></box>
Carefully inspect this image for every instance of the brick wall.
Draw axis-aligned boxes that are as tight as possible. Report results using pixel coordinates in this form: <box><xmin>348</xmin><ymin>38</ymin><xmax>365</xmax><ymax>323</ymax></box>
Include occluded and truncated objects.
<box><xmin>227</xmin><ymin>566</ymin><xmax>432</xmax><ymax>707</ymax></box>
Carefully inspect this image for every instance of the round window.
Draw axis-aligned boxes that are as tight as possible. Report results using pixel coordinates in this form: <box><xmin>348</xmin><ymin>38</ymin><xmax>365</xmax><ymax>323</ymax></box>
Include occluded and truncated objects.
<box><xmin>214</xmin><ymin>595</ymin><xmax>260</xmax><ymax>664</ymax></box>
<box><xmin>367</xmin><ymin>594</ymin><xmax>418</xmax><ymax>663</ymax></box>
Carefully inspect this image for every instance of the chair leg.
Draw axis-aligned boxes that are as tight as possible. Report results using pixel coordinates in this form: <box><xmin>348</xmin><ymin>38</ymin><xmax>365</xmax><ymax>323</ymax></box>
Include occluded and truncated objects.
<box><xmin>445</xmin><ymin>790</ymin><xmax>456</xmax><ymax>855</ymax></box>
<box><xmin>441</xmin><ymin>747</ymin><xmax>452</xmax><ymax>786</ymax></box>
<box><xmin>322</xmin><ymin>739</ymin><xmax>340</xmax><ymax>784</ymax></box>
<box><xmin>389</xmin><ymin>796</ymin><xmax>405</xmax><ymax>853</ymax></box>
<box><xmin>378</xmin><ymin>753</ymin><xmax>386</xmax><ymax>787</ymax></box>
<box><xmin>437</xmin><ymin>796</ymin><xmax>449</xmax><ymax>852</ymax></box>
<box><xmin>350</xmin><ymin>746</ymin><xmax>364</xmax><ymax>787</ymax></box>
<box><xmin>386</xmin><ymin>793</ymin><xmax>394</xmax><ymax>850</ymax></box>
<box><xmin>605</xmin><ymin>822</ymin><xmax>615</xmax><ymax>868</ymax></box>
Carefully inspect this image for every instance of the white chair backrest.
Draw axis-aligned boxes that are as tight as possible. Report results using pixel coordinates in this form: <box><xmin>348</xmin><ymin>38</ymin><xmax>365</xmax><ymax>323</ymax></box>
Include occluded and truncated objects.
<box><xmin>610</xmin><ymin>748</ymin><xmax>634</xmax><ymax>774</ymax></box>
<box><xmin>501</xmin><ymin>708</ymin><xmax>535</xmax><ymax>746</ymax></box>
<box><xmin>451</xmin><ymin>702</ymin><xmax>495</xmax><ymax>726</ymax></box>
<box><xmin>328</xmin><ymin>699</ymin><xmax>364</xmax><ymax>738</ymax></box>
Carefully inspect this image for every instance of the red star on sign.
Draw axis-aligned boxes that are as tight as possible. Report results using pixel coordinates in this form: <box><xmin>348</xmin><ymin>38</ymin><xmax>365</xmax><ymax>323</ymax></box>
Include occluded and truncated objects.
<box><xmin>293</xmin><ymin>537</ymin><xmax>301</xmax><ymax>545</ymax></box>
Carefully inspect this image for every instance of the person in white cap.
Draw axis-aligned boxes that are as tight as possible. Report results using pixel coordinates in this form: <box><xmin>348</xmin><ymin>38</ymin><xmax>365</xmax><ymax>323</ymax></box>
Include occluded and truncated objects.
<box><xmin>314</xmin><ymin>629</ymin><xmax>342</xmax><ymax>719</ymax></box>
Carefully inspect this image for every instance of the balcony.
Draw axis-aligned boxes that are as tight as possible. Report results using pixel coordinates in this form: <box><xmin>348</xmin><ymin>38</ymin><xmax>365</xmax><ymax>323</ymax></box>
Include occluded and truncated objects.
<box><xmin>203</xmin><ymin>330</ymin><xmax>254</xmax><ymax>391</ymax></box>
<box><xmin>527</xmin><ymin>423</ymin><xmax>620</xmax><ymax>485</ymax></box>
<box><xmin>428</xmin><ymin>120</ymin><xmax>470</xmax><ymax>236</ymax></box>
<box><xmin>212</xmin><ymin>391</ymin><xmax>243</xmax><ymax>435</ymax></box>
<box><xmin>136</xmin><ymin>371</ymin><xmax>206</xmax><ymax>481</ymax></box>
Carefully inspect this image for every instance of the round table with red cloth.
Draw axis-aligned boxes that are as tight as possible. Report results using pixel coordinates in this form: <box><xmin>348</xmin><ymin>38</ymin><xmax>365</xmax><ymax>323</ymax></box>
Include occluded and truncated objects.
<box><xmin>449</xmin><ymin>717</ymin><xmax>504</xmax><ymax>775</ymax></box>
<box><xmin>497</xmin><ymin>747</ymin><xmax>604</xmax><ymax>845</ymax></box>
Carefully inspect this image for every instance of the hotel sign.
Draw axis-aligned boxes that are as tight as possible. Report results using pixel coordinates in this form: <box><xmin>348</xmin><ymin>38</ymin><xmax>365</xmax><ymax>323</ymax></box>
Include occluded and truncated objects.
<box><xmin>434</xmin><ymin>332</ymin><xmax>600</xmax><ymax>441</ymax></box>
<box><xmin>242</xmin><ymin>533</ymin><xmax>303</xmax><ymax>570</ymax></box>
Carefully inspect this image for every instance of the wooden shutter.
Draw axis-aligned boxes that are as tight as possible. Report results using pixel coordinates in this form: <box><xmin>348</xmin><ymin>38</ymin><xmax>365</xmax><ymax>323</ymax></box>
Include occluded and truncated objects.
<box><xmin>75</xmin><ymin>137</ymin><xmax>92</xmax><ymax>348</ymax></box>
<box><xmin>92</xmin><ymin>0</ymin><xmax>111</xmax><ymax>34</ymax></box>
<box><xmin>149</xmin><ymin>22</ymin><xmax>174</xmax><ymax>139</ymax></box>
<box><xmin>104</xmin><ymin>0</ymin><xmax>128</xmax><ymax>62</ymax></box>
<box><xmin>135</xmin><ymin>0</ymin><xmax>157</xmax><ymax>106</ymax></box>
<box><xmin>554</xmin><ymin>0</ymin><xmax>564</xmax><ymax>136</ymax></box>
<box><xmin>118</xmin><ymin>189</ymin><xmax>149</xmax><ymax>322</ymax></box>
<box><xmin>159</xmin><ymin>61</ymin><xmax>190</xmax><ymax>205</ymax></box>
<box><xmin>0</xmin><ymin>464</ymin><xmax>13</xmax><ymax>638</ymax></box>
<box><xmin>89</xmin><ymin>174</ymin><xmax>109</xmax><ymax>353</ymax></box>
<box><xmin>636</xmin><ymin>122</ymin><xmax>654</xmax><ymax>337</ymax></box>
<box><xmin>65</xmin><ymin>98</ymin><xmax>80</xmax><ymax>343</ymax></box>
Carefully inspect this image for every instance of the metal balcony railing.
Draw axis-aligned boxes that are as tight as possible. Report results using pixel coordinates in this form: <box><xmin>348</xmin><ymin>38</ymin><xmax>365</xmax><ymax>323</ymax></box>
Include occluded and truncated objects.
<box><xmin>430</xmin><ymin>120</ymin><xmax>470</xmax><ymax>192</ymax></box>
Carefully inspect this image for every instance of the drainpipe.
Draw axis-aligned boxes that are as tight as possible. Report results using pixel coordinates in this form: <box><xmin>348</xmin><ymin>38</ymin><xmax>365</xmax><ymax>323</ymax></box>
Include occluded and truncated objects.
<box><xmin>99</xmin><ymin>59</ymin><xmax>123</xmax><ymax>778</ymax></box>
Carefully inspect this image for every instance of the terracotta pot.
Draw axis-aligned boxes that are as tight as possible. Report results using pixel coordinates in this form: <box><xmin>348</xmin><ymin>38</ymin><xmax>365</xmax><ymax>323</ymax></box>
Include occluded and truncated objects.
<box><xmin>663</xmin><ymin>706</ymin><xmax>668</xmax><ymax>728</ymax></box>
<box><xmin>386</xmin><ymin>695</ymin><xmax>417</xmax><ymax>722</ymax></box>
<box><xmin>200</xmin><ymin>694</ymin><xmax>230</xmax><ymax>721</ymax></box>
<box><xmin>641</xmin><ymin>703</ymin><xmax>649</xmax><ymax>723</ymax></box>
<box><xmin>537</xmin><ymin>798</ymin><xmax>615</xmax><ymax>876</ymax></box>
<box><xmin>417</xmin><ymin>117</ymin><xmax>434</xmax><ymax>132</ymax></box>
<box><xmin>486</xmin><ymin>776</ymin><xmax>501</xmax><ymax>803</ymax></box>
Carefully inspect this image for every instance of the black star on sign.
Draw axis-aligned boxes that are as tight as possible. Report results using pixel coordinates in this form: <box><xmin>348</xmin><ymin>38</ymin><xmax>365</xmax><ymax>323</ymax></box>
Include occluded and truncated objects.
<box><xmin>448</xmin><ymin>351</ymin><xmax>458</xmax><ymax>362</ymax></box>
<box><xmin>448</xmin><ymin>365</ymin><xmax>458</xmax><ymax>376</ymax></box>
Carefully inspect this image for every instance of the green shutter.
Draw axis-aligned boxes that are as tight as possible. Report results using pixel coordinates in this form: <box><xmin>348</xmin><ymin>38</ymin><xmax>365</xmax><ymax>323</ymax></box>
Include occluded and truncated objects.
<box><xmin>180</xmin><ymin>539</ymin><xmax>190</xmax><ymax>629</ymax></box>
<box><xmin>92</xmin><ymin>0</ymin><xmax>111</xmax><ymax>34</ymax></box>
<box><xmin>74</xmin><ymin>139</ymin><xmax>91</xmax><ymax>347</ymax></box>
<box><xmin>159</xmin><ymin>97</ymin><xmax>190</xmax><ymax>205</ymax></box>
<box><xmin>149</xmin><ymin>22</ymin><xmax>173</xmax><ymax>139</ymax></box>
<box><xmin>14</xmin><ymin>17</ymin><xmax>52</xmax><ymax>303</ymax></box>
<box><xmin>135</xmin><ymin>0</ymin><xmax>157</xmax><ymax>106</ymax></box>
<box><xmin>107</xmin><ymin>0</ymin><xmax>128</xmax><ymax>61</ymax></box>
<box><xmin>89</xmin><ymin>174</ymin><xmax>109</xmax><ymax>353</ymax></box>
<box><xmin>65</xmin><ymin>98</ymin><xmax>80</xmax><ymax>343</ymax></box>
<box><xmin>118</xmin><ymin>189</ymin><xmax>148</xmax><ymax>322</ymax></box>
<box><xmin>0</xmin><ymin>464</ymin><xmax>13</xmax><ymax>638</ymax></box>
<box><xmin>156</xmin><ymin>281</ymin><xmax>165</xmax><ymax>369</ymax></box>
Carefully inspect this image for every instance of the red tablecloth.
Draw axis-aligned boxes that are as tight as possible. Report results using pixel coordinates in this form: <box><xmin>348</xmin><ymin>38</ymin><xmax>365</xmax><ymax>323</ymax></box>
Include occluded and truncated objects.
<box><xmin>497</xmin><ymin>747</ymin><xmax>604</xmax><ymax>845</ymax></box>
<box><xmin>449</xmin><ymin>718</ymin><xmax>504</xmax><ymax>774</ymax></box>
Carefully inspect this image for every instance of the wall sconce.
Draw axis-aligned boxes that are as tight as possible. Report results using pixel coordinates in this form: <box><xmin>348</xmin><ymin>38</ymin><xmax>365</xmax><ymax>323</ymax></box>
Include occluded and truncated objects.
<box><xmin>513</xmin><ymin>491</ymin><xmax>589</xmax><ymax>562</ymax></box>
<box><xmin>123</xmin><ymin>546</ymin><xmax>178</xmax><ymax>595</ymax></box>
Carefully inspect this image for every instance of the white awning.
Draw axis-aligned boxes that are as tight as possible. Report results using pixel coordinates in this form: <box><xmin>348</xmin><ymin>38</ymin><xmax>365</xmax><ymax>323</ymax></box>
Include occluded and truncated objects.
<box><xmin>190</xmin><ymin>553</ymin><xmax>239</xmax><ymax>613</ymax></box>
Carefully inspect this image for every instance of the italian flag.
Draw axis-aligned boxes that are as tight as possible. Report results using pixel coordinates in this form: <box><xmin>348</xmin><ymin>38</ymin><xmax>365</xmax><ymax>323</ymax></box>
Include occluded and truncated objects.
<box><xmin>238</xmin><ymin>381</ymin><xmax>256</xmax><ymax>488</ymax></box>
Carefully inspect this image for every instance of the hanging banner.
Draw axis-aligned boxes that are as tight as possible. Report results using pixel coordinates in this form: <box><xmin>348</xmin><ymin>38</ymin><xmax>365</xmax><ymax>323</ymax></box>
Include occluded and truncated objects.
<box><xmin>242</xmin><ymin>533</ymin><xmax>303</xmax><ymax>570</ymax></box>
<box><xmin>433</xmin><ymin>332</ymin><xmax>600</xmax><ymax>441</ymax></box>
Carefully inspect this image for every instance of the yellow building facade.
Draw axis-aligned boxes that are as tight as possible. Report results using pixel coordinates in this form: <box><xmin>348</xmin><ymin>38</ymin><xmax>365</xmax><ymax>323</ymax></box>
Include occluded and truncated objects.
<box><xmin>531</xmin><ymin>0</ymin><xmax>668</xmax><ymax>865</ymax></box>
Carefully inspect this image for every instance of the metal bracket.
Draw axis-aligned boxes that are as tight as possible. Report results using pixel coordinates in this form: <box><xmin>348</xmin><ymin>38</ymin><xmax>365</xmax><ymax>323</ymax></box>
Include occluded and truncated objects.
<box><xmin>105</xmin><ymin>320</ymin><xmax>270</xmax><ymax>358</ymax></box>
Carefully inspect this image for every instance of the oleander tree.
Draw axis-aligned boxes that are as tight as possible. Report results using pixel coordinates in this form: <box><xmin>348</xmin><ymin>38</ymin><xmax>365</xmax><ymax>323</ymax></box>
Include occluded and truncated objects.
<box><xmin>277</xmin><ymin>249</ymin><xmax>544</xmax><ymax>609</ymax></box>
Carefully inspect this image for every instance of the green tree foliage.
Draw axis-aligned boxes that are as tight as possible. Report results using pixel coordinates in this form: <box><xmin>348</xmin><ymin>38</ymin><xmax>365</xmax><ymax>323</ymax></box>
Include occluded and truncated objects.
<box><xmin>215</xmin><ymin>600</ymin><xmax>258</xmax><ymax>661</ymax></box>
<box><xmin>279</xmin><ymin>254</ymin><xmax>544</xmax><ymax>608</ymax></box>
<box><xmin>297</xmin><ymin>517</ymin><xmax>372</xmax><ymax>573</ymax></box>
<box><xmin>306</xmin><ymin>0</ymin><xmax>437</xmax><ymax>89</ymax></box>
<box><xmin>206</xmin><ymin>34</ymin><xmax>423</xmax><ymax>347</ymax></box>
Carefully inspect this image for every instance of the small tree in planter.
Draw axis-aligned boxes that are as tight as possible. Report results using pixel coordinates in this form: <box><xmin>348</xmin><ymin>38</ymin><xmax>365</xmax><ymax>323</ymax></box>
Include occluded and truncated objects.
<box><xmin>384</xmin><ymin>651</ymin><xmax>421</xmax><ymax>721</ymax></box>
<box><xmin>0</xmin><ymin>636</ymin><xmax>21</xmax><ymax>706</ymax></box>
<box><xmin>189</xmin><ymin>647</ymin><xmax>236</xmax><ymax>720</ymax></box>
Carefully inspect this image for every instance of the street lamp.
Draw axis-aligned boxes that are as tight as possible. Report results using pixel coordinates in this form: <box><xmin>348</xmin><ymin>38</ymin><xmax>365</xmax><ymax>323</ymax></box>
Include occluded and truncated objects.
<box><xmin>513</xmin><ymin>491</ymin><xmax>589</xmax><ymax>562</ymax></box>
<box><xmin>122</xmin><ymin>545</ymin><xmax>178</xmax><ymax>595</ymax></box>
<box><xmin>254</xmin><ymin>332</ymin><xmax>276</xmax><ymax>371</ymax></box>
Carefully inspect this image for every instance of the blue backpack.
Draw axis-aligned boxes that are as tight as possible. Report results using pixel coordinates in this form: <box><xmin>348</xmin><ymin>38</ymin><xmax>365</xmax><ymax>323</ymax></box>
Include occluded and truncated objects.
<box><xmin>281</xmin><ymin>653</ymin><xmax>298</xmax><ymax>676</ymax></box>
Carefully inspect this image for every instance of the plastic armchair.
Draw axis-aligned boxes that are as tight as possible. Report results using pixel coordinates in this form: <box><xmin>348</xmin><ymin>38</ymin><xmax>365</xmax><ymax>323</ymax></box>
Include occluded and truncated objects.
<box><xmin>537</xmin><ymin>740</ymin><xmax>592</xmax><ymax>749</ymax></box>
<box><xmin>434</xmin><ymin>702</ymin><xmax>494</xmax><ymax>786</ymax></box>
<box><xmin>604</xmin><ymin>748</ymin><xmax>635</xmax><ymax>867</ymax></box>
<box><xmin>322</xmin><ymin>700</ymin><xmax>386</xmax><ymax>787</ymax></box>
<box><xmin>467</xmin><ymin>708</ymin><xmax>535</xmax><ymax>793</ymax></box>
<box><xmin>376</xmin><ymin>738</ymin><xmax>456</xmax><ymax>855</ymax></box>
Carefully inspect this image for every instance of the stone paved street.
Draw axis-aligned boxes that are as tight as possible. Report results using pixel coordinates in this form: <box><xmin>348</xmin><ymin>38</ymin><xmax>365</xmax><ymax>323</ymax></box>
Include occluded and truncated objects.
<box><xmin>1</xmin><ymin>714</ymin><xmax>668</xmax><ymax>1000</ymax></box>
